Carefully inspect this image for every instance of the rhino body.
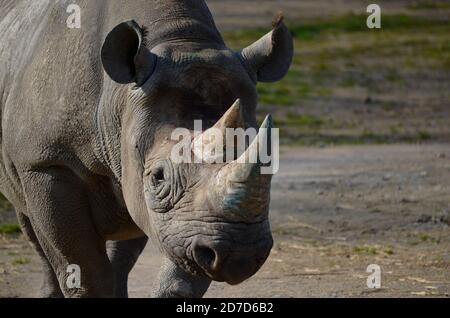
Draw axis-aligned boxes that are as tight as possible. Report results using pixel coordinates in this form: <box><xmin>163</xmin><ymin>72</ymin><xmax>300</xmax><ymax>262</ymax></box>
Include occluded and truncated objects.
<box><xmin>0</xmin><ymin>0</ymin><xmax>292</xmax><ymax>297</ymax></box>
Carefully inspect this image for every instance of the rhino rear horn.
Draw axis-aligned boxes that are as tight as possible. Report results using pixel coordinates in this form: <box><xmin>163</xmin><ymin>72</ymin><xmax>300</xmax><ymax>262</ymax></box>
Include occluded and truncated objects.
<box><xmin>239</xmin><ymin>15</ymin><xmax>293</xmax><ymax>83</ymax></box>
<box><xmin>192</xmin><ymin>99</ymin><xmax>246</xmax><ymax>163</ymax></box>
<box><xmin>101</xmin><ymin>20</ymin><xmax>156</xmax><ymax>86</ymax></box>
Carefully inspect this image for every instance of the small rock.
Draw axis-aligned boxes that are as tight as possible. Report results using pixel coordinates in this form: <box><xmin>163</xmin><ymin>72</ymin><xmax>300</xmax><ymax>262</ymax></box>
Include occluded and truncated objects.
<box><xmin>361</xmin><ymin>228</ymin><xmax>378</xmax><ymax>235</ymax></box>
<box><xmin>400</xmin><ymin>197</ymin><xmax>418</xmax><ymax>203</ymax></box>
<box><xmin>383</xmin><ymin>173</ymin><xmax>392</xmax><ymax>181</ymax></box>
<box><xmin>437</xmin><ymin>210</ymin><xmax>450</xmax><ymax>225</ymax></box>
<box><xmin>419</xmin><ymin>171</ymin><xmax>428</xmax><ymax>177</ymax></box>
<box><xmin>417</xmin><ymin>214</ymin><xmax>431</xmax><ymax>223</ymax></box>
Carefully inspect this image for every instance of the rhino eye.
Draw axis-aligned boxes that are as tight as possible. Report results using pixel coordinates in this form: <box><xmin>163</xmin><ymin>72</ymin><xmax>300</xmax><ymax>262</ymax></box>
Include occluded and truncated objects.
<box><xmin>149</xmin><ymin>160</ymin><xmax>170</xmax><ymax>187</ymax></box>
<box><xmin>152</xmin><ymin>167</ymin><xmax>165</xmax><ymax>184</ymax></box>
<box><xmin>145</xmin><ymin>160</ymin><xmax>186</xmax><ymax>213</ymax></box>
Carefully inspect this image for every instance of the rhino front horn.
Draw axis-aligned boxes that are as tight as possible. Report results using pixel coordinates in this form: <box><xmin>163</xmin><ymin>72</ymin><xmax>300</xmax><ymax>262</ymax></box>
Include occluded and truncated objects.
<box><xmin>211</xmin><ymin>115</ymin><xmax>274</xmax><ymax>217</ymax></box>
<box><xmin>227</xmin><ymin>114</ymin><xmax>273</xmax><ymax>181</ymax></box>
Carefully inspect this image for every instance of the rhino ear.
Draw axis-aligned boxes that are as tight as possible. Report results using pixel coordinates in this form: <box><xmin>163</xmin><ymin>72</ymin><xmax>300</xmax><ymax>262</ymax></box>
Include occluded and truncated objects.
<box><xmin>101</xmin><ymin>20</ymin><xmax>156</xmax><ymax>85</ymax></box>
<box><xmin>240</xmin><ymin>15</ymin><xmax>293</xmax><ymax>82</ymax></box>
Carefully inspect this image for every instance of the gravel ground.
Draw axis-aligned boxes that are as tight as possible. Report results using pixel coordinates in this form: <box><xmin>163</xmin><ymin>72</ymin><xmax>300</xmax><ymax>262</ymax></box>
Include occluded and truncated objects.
<box><xmin>1</xmin><ymin>144</ymin><xmax>449</xmax><ymax>297</ymax></box>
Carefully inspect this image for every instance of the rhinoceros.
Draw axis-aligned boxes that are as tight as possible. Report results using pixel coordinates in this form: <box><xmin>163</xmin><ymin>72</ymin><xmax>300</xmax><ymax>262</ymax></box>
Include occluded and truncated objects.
<box><xmin>0</xmin><ymin>0</ymin><xmax>293</xmax><ymax>297</ymax></box>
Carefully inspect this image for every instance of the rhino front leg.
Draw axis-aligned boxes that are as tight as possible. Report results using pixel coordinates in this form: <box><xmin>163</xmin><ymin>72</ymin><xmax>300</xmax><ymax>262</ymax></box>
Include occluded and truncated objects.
<box><xmin>152</xmin><ymin>258</ymin><xmax>211</xmax><ymax>298</ymax></box>
<box><xmin>106</xmin><ymin>236</ymin><xmax>148</xmax><ymax>298</ymax></box>
<box><xmin>22</xmin><ymin>169</ymin><xmax>114</xmax><ymax>297</ymax></box>
<box><xmin>16</xmin><ymin>211</ymin><xmax>63</xmax><ymax>298</ymax></box>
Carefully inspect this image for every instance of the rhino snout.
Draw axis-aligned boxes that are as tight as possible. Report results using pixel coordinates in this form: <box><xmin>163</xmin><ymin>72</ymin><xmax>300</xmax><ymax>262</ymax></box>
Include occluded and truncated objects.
<box><xmin>191</xmin><ymin>235</ymin><xmax>273</xmax><ymax>285</ymax></box>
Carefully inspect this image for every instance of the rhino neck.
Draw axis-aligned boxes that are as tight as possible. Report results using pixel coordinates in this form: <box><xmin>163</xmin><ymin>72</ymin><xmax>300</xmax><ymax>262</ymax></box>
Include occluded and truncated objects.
<box><xmin>95</xmin><ymin>82</ymin><xmax>128</xmax><ymax>185</ymax></box>
<box><xmin>145</xmin><ymin>0</ymin><xmax>224</xmax><ymax>47</ymax></box>
<box><xmin>105</xmin><ymin>0</ymin><xmax>224</xmax><ymax>48</ymax></box>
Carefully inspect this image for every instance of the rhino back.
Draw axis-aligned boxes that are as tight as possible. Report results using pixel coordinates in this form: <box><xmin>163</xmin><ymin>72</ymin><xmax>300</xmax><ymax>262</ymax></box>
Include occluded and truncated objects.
<box><xmin>1</xmin><ymin>1</ymin><xmax>106</xmax><ymax>175</ymax></box>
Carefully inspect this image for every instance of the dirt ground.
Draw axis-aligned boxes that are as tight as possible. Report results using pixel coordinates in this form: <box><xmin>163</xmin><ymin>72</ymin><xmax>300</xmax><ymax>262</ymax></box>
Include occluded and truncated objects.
<box><xmin>1</xmin><ymin>0</ymin><xmax>449</xmax><ymax>298</ymax></box>
<box><xmin>1</xmin><ymin>144</ymin><xmax>449</xmax><ymax>298</ymax></box>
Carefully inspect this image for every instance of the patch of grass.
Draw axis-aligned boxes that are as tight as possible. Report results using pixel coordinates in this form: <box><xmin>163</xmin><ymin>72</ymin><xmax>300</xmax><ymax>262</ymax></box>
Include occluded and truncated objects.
<box><xmin>407</xmin><ymin>1</ymin><xmax>450</xmax><ymax>10</ymax></box>
<box><xmin>11</xmin><ymin>257</ymin><xmax>30</xmax><ymax>266</ymax></box>
<box><xmin>341</xmin><ymin>77</ymin><xmax>358</xmax><ymax>87</ymax></box>
<box><xmin>311</xmin><ymin>62</ymin><xmax>330</xmax><ymax>73</ymax></box>
<box><xmin>390</xmin><ymin>126</ymin><xmax>400</xmax><ymax>135</ymax></box>
<box><xmin>421</xmin><ymin>41</ymin><xmax>450</xmax><ymax>68</ymax></box>
<box><xmin>418</xmin><ymin>130</ymin><xmax>432</xmax><ymax>140</ymax></box>
<box><xmin>223</xmin><ymin>14</ymin><xmax>448</xmax><ymax>46</ymax></box>
<box><xmin>224</xmin><ymin>14</ymin><xmax>450</xmax><ymax>145</ymax></box>
<box><xmin>256</xmin><ymin>68</ymin><xmax>327</xmax><ymax>105</ymax></box>
<box><xmin>382</xmin><ymin>102</ymin><xmax>397</xmax><ymax>112</ymax></box>
<box><xmin>362</xmin><ymin>129</ymin><xmax>376</xmax><ymax>140</ymax></box>
<box><xmin>353</xmin><ymin>245</ymin><xmax>378</xmax><ymax>255</ymax></box>
<box><xmin>0</xmin><ymin>223</ymin><xmax>21</xmax><ymax>234</ymax></box>
<box><xmin>289</xmin><ymin>14</ymin><xmax>447</xmax><ymax>40</ymax></box>
<box><xmin>257</xmin><ymin>83</ymin><xmax>295</xmax><ymax>105</ymax></box>
<box><xmin>385</xmin><ymin>68</ymin><xmax>402</xmax><ymax>83</ymax></box>
<box><xmin>384</xmin><ymin>247</ymin><xmax>394</xmax><ymax>255</ymax></box>
<box><xmin>225</xmin><ymin>13</ymin><xmax>450</xmax><ymax>106</ymax></box>
<box><xmin>418</xmin><ymin>233</ymin><xmax>440</xmax><ymax>243</ymax></box>
<box><xmin>285</xmin><ymin>113</ymin><xmax>325</xmax><ymax>128</ymax></box>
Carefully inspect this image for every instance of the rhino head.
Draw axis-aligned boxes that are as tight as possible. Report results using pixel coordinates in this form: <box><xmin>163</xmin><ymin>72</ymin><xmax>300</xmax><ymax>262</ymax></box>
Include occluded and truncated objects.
<box><xmin>100</xmin><ymin>18</ymin><xmax>293</xmax><ymax>286</ymax></box>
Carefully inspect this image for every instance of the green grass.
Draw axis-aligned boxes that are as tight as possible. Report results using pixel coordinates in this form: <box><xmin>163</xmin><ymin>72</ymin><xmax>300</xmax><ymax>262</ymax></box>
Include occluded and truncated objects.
<box><xmin>353</xmin><ymin>245</ymin><xmax>394</xmax><ymax>256</ymax></box>
<box><xmin>300</xmin><ymin>13</ymin><xmax>448</xmax><ymax>37</ymax></box>
<box><xmin>289</xmin><ymin>14</ymin><xmax>441</xmax><ymax>39</ymax></box>
<box><xmin>418</xmin><ymin>130</ymin><xmax>432</xmax><ymax>141</ymax></box>
<box><xmin>223</xmin><ymin>13</ymin><xmax>450</xmax><ymax>108</ymax></box>
<box><xmin>257</xmin><ymin>83</ymin><xmax>296</xmax><ymax>105</ymax></box>
<box><xmin>418</xmin><ymin>233</ymin><xmax>441</xmax><ymax>243</ymax></box>
<box><xmin>353</xmin><ymin>245</ymin><xmax>378</xmax><ymax>255</ymax></box>
<box><xmin>224</xmin><ymin>14</ymin><xmax>449</xmax><ymax>45</ymax></box>
<box><xmin>384</xmin><ymin>247</ymin><xmax>394</xmax><ymax>255</ymax></box>
<box><xmin>0</xmin><ymin>223</ymin><xmax>21</xmax><ymax>234</ymax></box>
<box><xmin>283</xmin><ymin>113</ymin><xmax>325</xmax><ymax>128</ymax></box>
<box><xmin>223</xmin><ymin>14</ymin><xmax>450</xmax><ymax>145</ymax></box>
<box><xmin>11</xmin><ymin>257</ymin><xmax>30</xmax><ymax>266</ymax></box>
<box><xmin>407</xmin><ymin>1</ymin><xmax>450</xmax><ymax>10</ymax></box>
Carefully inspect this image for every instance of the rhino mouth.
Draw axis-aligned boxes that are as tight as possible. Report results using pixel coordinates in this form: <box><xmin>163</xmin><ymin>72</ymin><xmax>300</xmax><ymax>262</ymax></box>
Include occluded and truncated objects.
<box><xmin>160</xmin><ymin>218</ymin><xmax>271</xmax><ymax>284</ymax></box>
<box><xmin>190</xmin><ymin>235</ymin><xmax>273</xmax><ymax>285</ymax></box>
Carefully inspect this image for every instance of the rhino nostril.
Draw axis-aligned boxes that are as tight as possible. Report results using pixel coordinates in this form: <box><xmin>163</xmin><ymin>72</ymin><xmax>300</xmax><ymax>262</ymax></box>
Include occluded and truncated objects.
<box><xmin>193</xmin><ymin>243</ymin><xmax>223</xmax><ymax>275</ymax></box>
<box><xmin>194</xmin><ymin>246</ymin><xmax>217</xmax><ymax>271</ymax></box>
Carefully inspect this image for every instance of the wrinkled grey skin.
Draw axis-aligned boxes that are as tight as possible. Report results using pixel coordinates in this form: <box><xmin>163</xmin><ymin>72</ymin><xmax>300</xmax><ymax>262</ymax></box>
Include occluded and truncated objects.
<box><xmin>0</xmin><ymin>0</ymin><xmax>293</xmax><ymax>297</ymax></box>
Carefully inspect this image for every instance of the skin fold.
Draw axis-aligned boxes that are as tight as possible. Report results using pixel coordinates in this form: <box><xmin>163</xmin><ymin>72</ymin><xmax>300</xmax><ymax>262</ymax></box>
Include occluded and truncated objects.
<box><xmin>0</xmin><ymin>0</ymin><xmax>293</xmax><ymax>297</ymax></box>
